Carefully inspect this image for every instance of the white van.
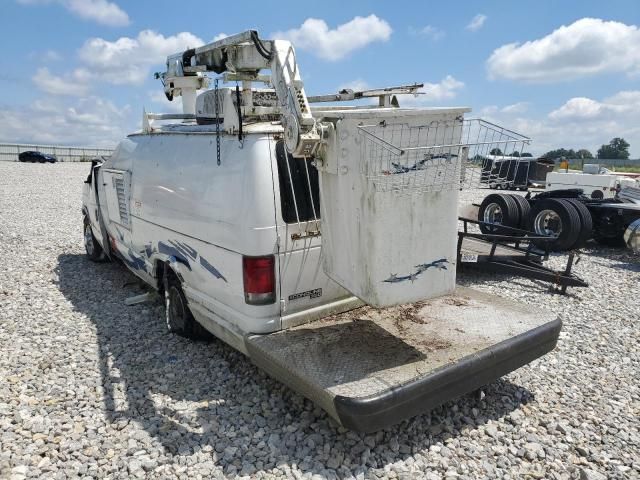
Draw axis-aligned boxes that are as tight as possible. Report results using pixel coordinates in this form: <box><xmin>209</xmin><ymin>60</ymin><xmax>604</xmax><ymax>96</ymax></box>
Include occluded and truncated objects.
<box><xmin>81</xmin><ymin>31</ymin><xmax>561</xmax><ymax>432</ymax></box>
<box><xmin>83</xmin><ymin>122</ymin><xmax>356</xmax><ymax>348</ymax></box>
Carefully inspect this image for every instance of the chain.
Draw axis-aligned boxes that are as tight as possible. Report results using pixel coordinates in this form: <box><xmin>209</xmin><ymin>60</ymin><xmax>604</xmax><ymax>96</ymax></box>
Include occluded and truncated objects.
<box><xmin>214</xmin><ymin>78</ymin><xmax>221</xmax><ymax>166</ymax></box>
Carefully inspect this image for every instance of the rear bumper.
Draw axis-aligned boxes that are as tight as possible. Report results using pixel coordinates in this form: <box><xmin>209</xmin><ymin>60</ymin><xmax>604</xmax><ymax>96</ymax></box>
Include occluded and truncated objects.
<box><xmin>334</xmin><ymin>318</ymin><xmax>561</xmax><ymax>432</ymax></box>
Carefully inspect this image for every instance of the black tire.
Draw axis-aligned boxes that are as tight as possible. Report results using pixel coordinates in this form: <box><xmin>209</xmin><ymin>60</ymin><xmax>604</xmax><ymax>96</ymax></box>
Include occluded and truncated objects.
<box><xmin>478</xmin><ymin>193</ymin><xmax>520</xmax><ymax>235</ymax></box>
<box><xmin>164</xmin><ymin>272</ymin><xmax>212</xmax><ymax>340</ymax></box>
<box><xmin>528</xmin><ymin>198</ymin><xmax>582</xmax><ymax>251</ymax></box>
<box><xmin>508</xmin><ymin>194</ymin><xmax>531</xmax><ymax>230</ymax></box>
<box><xmin>83</xmin><ymin>216</ymin><xmax>107</xmax><ymax>262</ymax></box>
<box><xmin>564</xmin><ymin>199</ymin><xmax>593</xmax><ymax>248</ymax></box>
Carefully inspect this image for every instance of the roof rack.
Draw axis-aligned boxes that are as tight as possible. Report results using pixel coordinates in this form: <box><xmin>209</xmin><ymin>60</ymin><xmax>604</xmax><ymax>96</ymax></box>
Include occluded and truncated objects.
<box><xmin>142</xmin><ymin>111</ymin><xmax>196</xmax><ymax>133</ymax></box>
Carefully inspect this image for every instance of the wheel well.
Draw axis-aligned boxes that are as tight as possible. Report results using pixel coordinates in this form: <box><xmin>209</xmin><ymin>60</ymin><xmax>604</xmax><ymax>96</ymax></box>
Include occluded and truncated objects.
<box><xmin>155</xmin><ymin>260</ymin><xmax>167</xmax><ymax>292</ymax></box>
<box><xmin>156</xmin><ymin>260</ymin><xmax>181</xmax><ymax>293</ymax></box>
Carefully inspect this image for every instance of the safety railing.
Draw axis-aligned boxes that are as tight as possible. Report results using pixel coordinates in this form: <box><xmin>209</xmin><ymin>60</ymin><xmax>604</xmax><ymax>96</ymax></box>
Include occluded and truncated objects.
<box><xmin>357</xmin><ymin>118</ymin><xmax>531</xmax><ymax>194</ymax></box>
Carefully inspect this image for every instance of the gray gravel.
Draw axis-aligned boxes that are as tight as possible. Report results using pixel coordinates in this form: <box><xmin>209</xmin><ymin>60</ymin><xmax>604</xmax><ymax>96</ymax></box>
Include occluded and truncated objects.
<box><xmin>1</xmin><ymin>161</ymin><xmax>639</xmax><ymax>480</ymax></box>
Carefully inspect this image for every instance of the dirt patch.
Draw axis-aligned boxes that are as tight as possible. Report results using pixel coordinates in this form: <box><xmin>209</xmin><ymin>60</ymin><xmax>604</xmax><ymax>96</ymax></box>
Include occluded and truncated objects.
<box><xmin>415</xmin><ymin>338</ymin><xmax>452</xmax><ymax>352</ymax></box>
<box><xmin>442</xmin><ymin>295</ymin><xmax>471</xmax><ymax>307</ymax></box>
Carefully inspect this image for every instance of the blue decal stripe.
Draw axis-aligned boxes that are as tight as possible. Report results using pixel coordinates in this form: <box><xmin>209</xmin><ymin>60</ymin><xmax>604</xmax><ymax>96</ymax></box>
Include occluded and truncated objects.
<box><xmin>158</xmin><ymin>241</ymin><xmax>192</xmax><ymax>270</ymax></box>
<box><xmin>168</xmin><ymin>240</ymin><xmax>194</xmax><ymax>261</ymax></box>
<box><xmin>383</xmin><ymin>259</ymin><xmax>450</xmax><ymax>283</ymax></box>
<box><xmin>200</xmin><ymin>256</ymin><xmax>227</xmax><ymax>283</ymax></box>
<box><xmin>174</xmin><ymin>241</ymin><xmax>198</xmax><ymax>259</ymax></box>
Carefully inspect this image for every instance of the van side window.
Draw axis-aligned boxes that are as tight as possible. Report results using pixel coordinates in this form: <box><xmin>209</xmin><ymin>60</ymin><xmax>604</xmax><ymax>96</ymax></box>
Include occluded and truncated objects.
<box><xmin>275</xmin><ymin>140</ymin><xmax>321</xmax><ymax>223</ymax></box>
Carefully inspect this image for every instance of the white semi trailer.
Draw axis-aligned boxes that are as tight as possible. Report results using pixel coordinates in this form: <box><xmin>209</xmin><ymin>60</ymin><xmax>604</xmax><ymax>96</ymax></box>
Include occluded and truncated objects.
<box><xmin>82</xmin><ymin>31</ymin><xmax>560</xmax><ymax>431</ymax></box>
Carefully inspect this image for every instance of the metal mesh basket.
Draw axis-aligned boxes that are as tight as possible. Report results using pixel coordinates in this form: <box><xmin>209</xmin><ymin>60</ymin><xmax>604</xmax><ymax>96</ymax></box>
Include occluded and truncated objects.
<box><xmin>357</xmin><ymin>118</ymin><xmax>531</xmax><ymax>194</ymax></box>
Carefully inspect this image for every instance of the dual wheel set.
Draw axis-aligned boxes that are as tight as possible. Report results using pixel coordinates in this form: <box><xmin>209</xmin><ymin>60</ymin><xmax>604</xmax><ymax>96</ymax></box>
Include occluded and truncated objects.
<box><xmin>478</xmin><ymin>193</ymin><xmax>592</xmax><ymax>251</ymax></box>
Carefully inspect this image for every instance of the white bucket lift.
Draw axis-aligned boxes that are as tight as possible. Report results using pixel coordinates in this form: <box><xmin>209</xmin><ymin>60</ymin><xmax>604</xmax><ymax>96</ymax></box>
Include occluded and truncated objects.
<box><xmin>315</xmin><ymin>109</ymin><xmax>530</xmax><ymax>306</ymax></box>
<box><xmin>152</xmin><ymin>29</ymin><xmax>531</xmax><ymax>307</ymax></box>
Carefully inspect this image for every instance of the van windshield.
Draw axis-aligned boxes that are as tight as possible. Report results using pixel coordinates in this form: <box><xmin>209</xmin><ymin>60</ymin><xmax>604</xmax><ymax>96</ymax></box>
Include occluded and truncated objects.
<box><xmin>275</xmin><ymin>140</ymin><xmax>321</xmax><ymax>224</ymax></box>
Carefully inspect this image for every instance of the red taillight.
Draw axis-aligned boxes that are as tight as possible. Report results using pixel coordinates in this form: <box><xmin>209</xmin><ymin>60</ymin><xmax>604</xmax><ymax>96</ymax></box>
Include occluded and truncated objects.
<box><xmin>243</xmin><ymin>255</ymin><xmax>276</xmax><ymax>305</ymax></box>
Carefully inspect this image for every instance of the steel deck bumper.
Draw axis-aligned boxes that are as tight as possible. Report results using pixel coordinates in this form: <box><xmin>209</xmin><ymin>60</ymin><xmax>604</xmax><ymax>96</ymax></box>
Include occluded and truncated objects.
<box><xmin>245</xmin><ymin>287</ymin><xmax>561</xmax><ymax>432</ymax></box>
<box><xmin>333</xmin><ymin>317</ymin><xmax>561</xmax><ymax>432</ymax></box>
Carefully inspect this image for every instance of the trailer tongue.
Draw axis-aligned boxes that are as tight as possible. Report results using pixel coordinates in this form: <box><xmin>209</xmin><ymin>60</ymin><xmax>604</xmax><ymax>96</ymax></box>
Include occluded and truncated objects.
<box><xmin>246</xmin><ymin>287</ymin><xmax>560</xmax><ymax>432</ymax></box>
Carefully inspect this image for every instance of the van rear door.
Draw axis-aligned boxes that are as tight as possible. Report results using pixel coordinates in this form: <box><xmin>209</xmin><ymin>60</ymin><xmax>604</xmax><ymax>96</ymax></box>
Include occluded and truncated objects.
<box><xmin>272</xmin><ymin>140</ymin><xmax>350</xmax><ymax>319</ymax></box>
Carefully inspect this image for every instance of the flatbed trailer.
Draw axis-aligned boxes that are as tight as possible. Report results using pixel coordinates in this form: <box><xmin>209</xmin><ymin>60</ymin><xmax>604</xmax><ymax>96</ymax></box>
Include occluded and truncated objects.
<box><xmin>457</xmin><ymin>218</ymin><xmax>588</xmax><ymax>293</ymax></box>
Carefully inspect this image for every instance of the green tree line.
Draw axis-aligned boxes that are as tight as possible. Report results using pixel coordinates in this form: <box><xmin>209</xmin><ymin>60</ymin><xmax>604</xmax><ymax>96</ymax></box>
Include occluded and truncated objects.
<box><xmin>542</xmin><ymin>138</ymin><xmax>631</xmax><ymax>160</ymax></box>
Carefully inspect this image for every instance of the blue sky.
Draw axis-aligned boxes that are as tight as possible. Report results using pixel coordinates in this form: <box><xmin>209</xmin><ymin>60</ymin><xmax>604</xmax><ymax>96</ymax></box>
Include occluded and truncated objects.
<box><xmin>1</xmin><ymin>0</ymin><xmax>639</xmax><ymax>156</ymax></box>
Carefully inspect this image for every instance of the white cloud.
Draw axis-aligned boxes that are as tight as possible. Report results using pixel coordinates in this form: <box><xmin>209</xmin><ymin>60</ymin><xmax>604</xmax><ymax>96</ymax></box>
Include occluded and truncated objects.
<box><xmin>423</xmin><ymin>76</ymin><xmax>465</xmax><ymax>101</ymax></box>
<box><xmin>481</xmin><ymin>102</ymin><xmax>530</xmax><ymax>115</ymax></box>
<box><xmin>402</xmin><ymin>76</ymin><xmax>465</xmax><ymax>106</ymax></box>
<box><xmin>148</xmin><ymin>90</ymin><xmax>182</xmax><ymax>113</ymax></box>
<box><xmin>32</xmin><ymin>67</ymin><xmax>91</xmax><ymax>96</ymax></box>
<box><xmin>501</xmin><ymin>102</ymin><xmax>529</xmax><ymax>114</ymax></box>
<box><xmin>0</xmin><ymin>96</ymin><xmax>132</xmax><ymax>146</ymax></box>
<box><xmin>17</xmin><ymin>0</ymin><xmax>129</xmax><ymax>26</ymax></box>
<box><xmin>478</xmin><ymin>91</ymin><xmax>640</xmax><ymax>157</ymax></box>
<box><xmin>65</xmin><ymin>0</ymin><xmax>129</xmax><ymax>26</ymax></box>
<box><xmin>339</xmin><ymin>79</ymin><xmax>370</xmax><ymax>92</ymax></box>
<box><xmin>487</xmin><ymin>18</ymin><xmax>640</xmax><ymax>82</ymax></box>
<box><xmin>549</xmin><ymin>91</ymin><xmax>640</xmax><ymax>121</ymax></box>
<box><xmin>78</xmin><ymin>30</ymin><xmax>204</xmax><ymax>85</ymax></box>
<box><xmin>480</xmin><ymin>105</ymin><xmax>499</xmax><ymax>115</ymax></box>
<box><xmin>30</xmin><ymin>29</ymin><xmax>205</xmax><ymax>96</ymax></box>
<box><xmin>212</xmin><ymin>33</ymin><xmax>228</xmax><ymax>42</ymax></box>
<box><xmin>410</xmin><ymin>25</ymin><xmax>445</xmax><ymax>41</ymax></box>
<box><xmin>273</xmin><ymin>15</ymin><xmax>392</xmax><ymax>61</ymax></box>
<box><xmin>466</xmin><ymin>14</ymin><xmax>487</xmax><ymax>32</ymax></box>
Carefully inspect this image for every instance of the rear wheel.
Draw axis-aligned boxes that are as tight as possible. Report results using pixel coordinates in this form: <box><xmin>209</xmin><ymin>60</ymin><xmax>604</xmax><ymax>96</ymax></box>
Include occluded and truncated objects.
<box><xmin>478</xmin><ymin>193</ymin><xmax>520</xmax><ymax>235</ymax></box>
<box><xmin>164</xmin><ymin>272</ymin><xmax>212</xmax><ymax>340</ymax></box>
<box><xmin>83</xmin><ymin>216</ymin><xmax>106</xmax><ymax>262</ymax></box>
<box><xmin>564</xmin><ymin>199</ymin><xmax>593</xmax><ymax>248</ymax></box>
<box><xmin>508</xmin><ymin>194</ymin><xmax>531</xmax><ymax>230</ymax></box>
<box><xmin>528</xmin><ymin>199</ymin><xmax>582</xmax><ymax>251</ymax></box>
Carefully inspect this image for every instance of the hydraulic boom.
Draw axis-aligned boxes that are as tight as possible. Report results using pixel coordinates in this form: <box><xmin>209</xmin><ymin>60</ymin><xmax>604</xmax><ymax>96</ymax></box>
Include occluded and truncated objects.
<box><xmin>159</xmin><ymin>30</ymin><xmax>319</xmax><ymax>157</ymax></box>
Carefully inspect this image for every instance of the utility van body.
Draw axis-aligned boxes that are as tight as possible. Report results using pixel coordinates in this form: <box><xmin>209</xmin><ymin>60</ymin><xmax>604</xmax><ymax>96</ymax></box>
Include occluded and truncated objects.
<box><xmin>81</xmin><ymin>31</ymin><xmax>561</xmax><ymax>431</ymax></box>
<box><xmin>82</xmin><ymin>111</ymin><xmax>560</xmax><ymax>430</ymax></box>
<box><xmin>546</xmin><ymin>171</ymin><xmax>639</xmax><ymax>199</ymax></box>
<box><xmin>84</xmin><ymin>124</ymin><xmax>355</xmax><ymax>348</ymax></box>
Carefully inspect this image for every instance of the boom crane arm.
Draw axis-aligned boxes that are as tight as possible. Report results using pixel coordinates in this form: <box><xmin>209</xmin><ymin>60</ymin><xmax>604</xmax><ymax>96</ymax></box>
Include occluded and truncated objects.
<box><xmin>159</xmin><ymin>30</ymin><xmax>319</xmax><ymax>157</ymax></box>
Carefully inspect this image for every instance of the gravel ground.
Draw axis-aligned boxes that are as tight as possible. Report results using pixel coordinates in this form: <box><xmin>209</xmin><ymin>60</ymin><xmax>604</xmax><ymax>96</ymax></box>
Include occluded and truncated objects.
<box><xmin>1</xmin><ymin>161</ymin><xmax>638</xmax><ymax>480</ymax></box>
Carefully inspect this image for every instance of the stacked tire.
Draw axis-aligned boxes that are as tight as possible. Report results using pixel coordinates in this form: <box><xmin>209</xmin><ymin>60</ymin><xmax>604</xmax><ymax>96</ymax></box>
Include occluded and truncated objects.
<box><xmin>478</xmin><ymin>193</ymin><xmax>593</xmax><ymax>251</ymax></box>
<box><xmin>478</xmin><ymin>193</ymin><xmax>529</xmax><ymax>235</ymax></box>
